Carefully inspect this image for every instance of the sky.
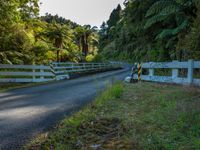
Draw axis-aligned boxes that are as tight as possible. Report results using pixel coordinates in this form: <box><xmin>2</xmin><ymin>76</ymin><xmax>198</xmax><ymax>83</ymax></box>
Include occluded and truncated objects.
<box><xmin>39</xmin><ymin>0</ymin><xmax>124</xmax><ymax>27</ymax></box>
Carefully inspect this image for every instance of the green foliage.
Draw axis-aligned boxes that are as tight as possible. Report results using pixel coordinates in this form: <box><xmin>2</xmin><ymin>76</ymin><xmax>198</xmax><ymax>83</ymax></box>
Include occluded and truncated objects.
<box><xmin>0</xmin><ymin>24</ymin><xmax>34</xmax><ymax>64</ymax></box>
<box><xmin>144</xmin><ymin>14</ymin><xmax>168</xmax><ymax>29</ymax></box>
<box><xmin>109</xmin><ymin>82</ymin><xmax>123</xmax><ymax>98</ymax></box>
<box><xmin>74</xmin><ymin>25</ymin><xmax>99</xmax><ymax>61</ymax></box>
<box><xmin>0</xmin><ymin>0</ymin><xmax>20</xmax><ymax>24</ymax></box>
<box><xmin>0</xmin><ymin>2</ymin><xmax>99</xmax><ymax>64</ymax></box>
<box><xmin>107</xmin><ymin>4</ymin><xmax>122</xmax><ymax>29</ymax></box>
<box><xmin>19</xmin><ymin>0</ymin><xmax>40</xmax><ymax>21</ymax></box>
<box><xmin>41</xmin><ymin>13</ymin><xmax>78</xmax><ymax>28</ymax></box>
<box><xmin>176</xmin><ymin>2</ymin><xmax>200</xmax><ymax>60</ymax></box>
<box><xmin>99</xmin><ymin>0</ymin><xmax>199</xmax><ymax>62</ymax></box>
<box><xmin>156</xmin><ymin>19</ymin><xmax>188</xmax><ymax>39</ymax></box>
<box><xmin>145</xmin><ymin>0</ymin><xmax>178</xmax><ymax>18</ymax></box>
<box><xmin>145</xmin><ymin>0</ymin><xmax>190</xmax><ymax>42</ymax></box>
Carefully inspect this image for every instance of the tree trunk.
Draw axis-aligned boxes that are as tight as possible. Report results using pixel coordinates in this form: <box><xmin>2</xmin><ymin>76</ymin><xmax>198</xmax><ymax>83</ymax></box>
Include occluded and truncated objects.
<box><xmin>81</xmin><ymin>35</ymin><xmax>85</xmax><ymax>57</ymax></box>
<box><xmin>85</xmin><ymin>44</ymin><xmax>88</xmax><ymax>57</ymax></box>
<box><xmin>78</xmin><ymin>38</ymin><xmax>82</xmax><ymax>51</ymax></box>
<box><xmin>84</xmin><ymin>34</ymin><xmax>89</xmax><ymax>57</ymax></box>
<box><xmin>57</xmin><ymin>50</ymin><xmax>60</xmax><ymax>62</ymax></box>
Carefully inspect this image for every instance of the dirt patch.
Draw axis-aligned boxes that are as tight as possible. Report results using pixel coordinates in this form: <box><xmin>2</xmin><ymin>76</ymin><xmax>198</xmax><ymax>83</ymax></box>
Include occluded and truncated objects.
<box><xmin>74</xmin><ymin>118</ymin><xmax>135</xmax><ymax>150</ymax></box>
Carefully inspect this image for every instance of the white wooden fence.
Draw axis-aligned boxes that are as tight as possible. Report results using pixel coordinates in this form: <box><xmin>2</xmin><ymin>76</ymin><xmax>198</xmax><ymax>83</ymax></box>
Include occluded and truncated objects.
<box><xmin>0</xmin><ymin>62</ymin><xmax>122</xmax><ymax>83</ymax></box>
<box><xmin>133</xmin><ymin>60</ymin><xmax>200</xmax><ymax>86</ymax></box>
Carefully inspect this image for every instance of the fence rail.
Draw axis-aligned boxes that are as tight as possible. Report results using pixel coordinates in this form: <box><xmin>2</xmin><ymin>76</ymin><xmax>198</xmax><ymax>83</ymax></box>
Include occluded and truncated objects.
<box><xmin>0</xmin><ymin>64</ymin><xmax>54</xmax><ymax>83</ymax></box>
<box><xmin>0</xmin><ymin>62</ymin><xmax>122</xmax><ymax>83</ymax></box>
<box><xmin>133</xmin><ymin>60</ymin><xmax>200</xmax><ymax>86</ymax></box>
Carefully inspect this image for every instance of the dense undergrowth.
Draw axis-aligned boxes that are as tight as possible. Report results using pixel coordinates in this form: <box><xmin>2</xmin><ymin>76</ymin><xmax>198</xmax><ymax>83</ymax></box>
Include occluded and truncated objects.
<box><xmin>99</xmin><ymin>0</ymin><xmax>200</xmax><ymax>62</ymax></box>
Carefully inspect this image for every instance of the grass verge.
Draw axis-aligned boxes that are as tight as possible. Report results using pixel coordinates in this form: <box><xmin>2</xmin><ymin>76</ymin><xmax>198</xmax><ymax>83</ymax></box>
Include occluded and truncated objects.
<box><xmin>25</xmin><ymin>82</ymin><xmax>200</xmax><ymax>150</ymax></box>
<box><xmin>0</xmin><ymin>81</ymin><xmax>53</xmax><ymax>92</ymax></box>
<box><xmin>0</xmin><ymin>83</ymin><xmax>34</xmax><ymax>92</ymax></box>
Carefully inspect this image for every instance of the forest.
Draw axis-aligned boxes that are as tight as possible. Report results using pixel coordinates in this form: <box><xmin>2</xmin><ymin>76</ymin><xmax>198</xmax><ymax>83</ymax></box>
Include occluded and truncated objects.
<box><xmin>1</xmin><ymin>0</ymin><xmax>200</xmax><ymax>65</ymax></box>
<box><xmin>99</xmin><ymin>0</ymin><xmax>200</xmax><ymax>62</ymax></box>
<box><xmin>0</xmin><ymin>0</ymin><xmax>99</xmax><ymax>65</ymax></box>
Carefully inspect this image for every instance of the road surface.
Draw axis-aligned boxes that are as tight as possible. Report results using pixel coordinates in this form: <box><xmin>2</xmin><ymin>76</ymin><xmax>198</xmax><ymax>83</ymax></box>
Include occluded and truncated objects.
<box><xmin>0</xmin><ymin>68</ymin><xmax>129</xmax><ymax>150</ymax></box>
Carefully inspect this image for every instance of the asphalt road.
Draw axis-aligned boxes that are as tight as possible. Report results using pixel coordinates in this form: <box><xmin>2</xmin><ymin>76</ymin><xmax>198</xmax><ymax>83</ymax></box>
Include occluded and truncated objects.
<box><xmin>0</xmin><ymin>68</ymin><xmax>130</xmax><ymax>150</ymax></box>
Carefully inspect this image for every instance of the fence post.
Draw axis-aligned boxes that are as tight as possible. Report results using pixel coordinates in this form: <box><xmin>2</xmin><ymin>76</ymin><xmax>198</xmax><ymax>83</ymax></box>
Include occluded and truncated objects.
<box><xmin>83</xmin><ymin>63</ymin><xmax>86</xmax><ymax>71</ymax></box>
<box><xmin>71</xmin><ymin>63</ymin><xmax>74</xmax><ymax>72</ymax></box>
<box><xmin>40</xmin><ymin>65</ymin><xmax>44</xmax><ymax>81</ymax></box>
<box><xmin>92</xmin><ymin>63</ymin><xmax>94</xmax><ymax>70</ymax></box>
<box><xmin>32</xmin><ymin>62</ymin><xmax>36</xmax><ymax>82</ymax></box>
<box><xmin>188</xmin><ymin>59</ymin><xmax>194</xmax><ymax>84</ymax></box>
<box><xmin>50</xmin><ymin>63</ymin><xmax>55</xmax><ymax>78</ymax></box>
<box><xmin>149</xmin><ymin>68</ymin><xmax>154</xmax><ymax>77</ymax></box>
<box><xmin>172</xmin><ymin>60</ymin><xmax>179</xmax><ymax>80</ymax></box>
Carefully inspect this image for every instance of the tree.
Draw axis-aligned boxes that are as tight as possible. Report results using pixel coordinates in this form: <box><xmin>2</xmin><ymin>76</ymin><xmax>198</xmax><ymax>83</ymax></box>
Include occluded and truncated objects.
<box><xmin>75</xmin><ymin>25</ymin><xmax>98</xmax><ymax>60</ymax></box>
<box><xmin>0</xmin><ymin>0</ymin><xmax>20</xmax><ymax>25</ymax></box>
<box><xmin>0</xmin><ymin>0</ymin><xmax>99</xmax><ymax>64</ymax></box>
<box><xmin>0</xmin><ymin>0</ymin><xmax>42</xmax><ymax>64</ymax></box>
<box><xmin>107</xmin><ymin>4</ymin><xmax>122</xmax><ymax>29</ymax></box>
<box><xmin>145</xmin><ymin>0</ymin><xmax>197</xmax><ymax>40</ymax></box>
<box><xmin>0</xmin><ymin>23</ymin><xmax>35</xmax><ymax>64</ymax></box>
<box><xmin>19</xmin><ymin>0</ymin><xmax>40</xmax><ymax>21</ymax></box>
<box><xmin>44</xmin><ymin>23</ymin><xmax>73</xmax><ymax>62</ymax></box>
<box><xmin>0</xmin><ymin>0</ymin><xmax>31</xmax><ymax>64</ymax></box>
<box><xmin>99</xmin><ymin>0</ymin><xmax>199</xmax><ymax>62</ymax></box>
<box><xmin>41</xmin><ymin>13</ymin><xmax>78</xmax><ymax>28</ymax></box>
<box><xmin>176</xmin><ymin>1</ymin><xmax>200</xmax><ymax>60</ymax></box>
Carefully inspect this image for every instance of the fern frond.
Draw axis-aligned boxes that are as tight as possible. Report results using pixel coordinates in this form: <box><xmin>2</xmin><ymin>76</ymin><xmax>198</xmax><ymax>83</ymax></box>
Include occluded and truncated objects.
<box><xmin>158</xmin><ymin>4</ymin><xmax>180</xmax><ymax>16</ymax></box>
<box><xmin>144</xmin><ymin>14</ymin><xmax>168</xmax><ymax>29</ymax></box>
<box><xmin>5</xmin><ymin>51</ymin><xmax>23</xmax><ymax>57</ymax></box>
<box><xmin>172</xmin><ymin>19</ymin><xmax>188</xmax><ymax>34</ymax></box>
<box><xmin>165</xmin><ymin>36</ymin><xmax>177</xmax><ymax>48</ymax></box>
<box><xmin>175</xmin><ymin>12</ymin><xmax>187</xmax><ymax>25</ymax></box>
<box><xmin>156</xmin><ymin>20</ymin><xmax>188</xmax><ymax>39</ymax></box>
<box><xmin>146</xmin><ymin>0</ymin><xmax>177</xmax><ymax>17</ymax></box>
<box><xmin>156</xmin><ymin>29</ymin><xmax>174</xmax><ymax>39</ymax></box>
<box><xmin>145</xmin><ymin>1</ymin><xmax>181</xmax><ymax>29</ymax></box>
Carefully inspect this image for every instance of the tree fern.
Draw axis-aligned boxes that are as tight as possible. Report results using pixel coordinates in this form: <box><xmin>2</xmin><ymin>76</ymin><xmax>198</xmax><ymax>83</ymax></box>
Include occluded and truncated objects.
<box><xmin>175</xmin><ymin>12</ymin><xmax>187</xmax><ymax>25</ymax></box>
<box><xmin>156</xmin><ymin>29</ymin><xmax>175</xmax><ymax>39</ymax></box>
<box><xmin>172</xmin><ymin>19</ymin><xmax>188</xmax><ymax>34</ymax></box>
<box><xmin>0</xmin><ymin>50</ymin><xmax>24</xmax><ymax>64</ymax></box>
<box><xmin>165</xmin><ymin>36</ymin><xmax>177</xmax><ymax>48</ymax></box>
<box><xmin>144</xmin><ymin>14</ymin><xmax>168</xmax><ymax>29</ymax></box>
<box><xmin>158</xmin><ymin>4</ymin><xmax>180</xmax><ymax>16</ymax></box>
<box><xmin>145</xmin><ymin>0</ymin><xmax>177</xmax><ymax>17</ymax></box>
<box><xmin>156</xmin><ymin>20</ymin><xmax>188</xmax><ymax>39</ymax></box>
<box><xmin>145</xmin><ymin>0</ymin><xmax>181</xmax><ymax>29</ymax></box>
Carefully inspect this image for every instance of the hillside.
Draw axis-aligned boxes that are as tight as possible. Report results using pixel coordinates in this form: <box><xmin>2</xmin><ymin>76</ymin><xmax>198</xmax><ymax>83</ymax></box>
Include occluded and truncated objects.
<box><xmin>99</xmin><ymin>0</ymin><xmax>200</xmax><ymax>62</ymax></box>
